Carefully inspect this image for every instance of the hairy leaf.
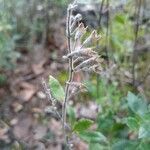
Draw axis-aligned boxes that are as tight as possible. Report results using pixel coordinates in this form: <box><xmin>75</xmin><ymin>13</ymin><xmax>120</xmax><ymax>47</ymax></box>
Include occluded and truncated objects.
<box><xmin>124</xmin><ymin>117</ymin><xmax>139</xmax><ymax>131</ymax></box>
<box><xmin>127</xmin><ymin>92</ymin><xmax>148</xmax><ymax>116</ymax></box>
<box><xmin>79</xmin><ymin>131</ymin><xmax>107</xmax><ymax>143</ymax></box>
<box><xmin>139</xmin><ymin>122</ymin><xmax>150</xmax><ymax>139</ymax></box>
<box><xmin>48</xmin><ymin>75</ymin><xmax>65</xmax><ymax>101</ymax></box>
<box><xmin>73</xmin><ymin>119</ymin><xmax>93</xmax><ymax>132</ymax></box>
<box><xmin>112</xmin><ymin>139</ymin><xmax>138</xmax><ymax>150</ymax></box>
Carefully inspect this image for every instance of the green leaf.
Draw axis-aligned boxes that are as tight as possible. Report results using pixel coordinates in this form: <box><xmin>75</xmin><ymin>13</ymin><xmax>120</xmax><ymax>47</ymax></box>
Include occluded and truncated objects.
<box><xmin>124</xmin><ymin>117</ymin><xmax>139</xmax><ymax>131</ymax></box>
<box><xmin>89</xmin><ymin>143</ymin><xmax>107</xmax><ymax>150</ymax></box>
<box><xmin>127</xmin><ymin>92</ymin><xmax>148</xmax><ymax>116</ymax></box>
<box><xmin>115</xmin><ymin>14</ymin><xmax>126</xmax><ymax>24</ymax></box>
<box><xmin>138</xmin><ymin>141</ymin><xmax>150</xmax><ymax>150</ymax></box>
<box><xmin>73</xmin><ymin>119</ymin><xmax>93</xmax><ymax>133</ymax></box>
<box><xmin>112</xmin><ymin>139</ymin><xmax>138</xmax><ymax>150</ymax></box>
<box><xmin>139</xmin><ymin>122</ymin><xmax>150</xmax><ymax>139</ymax></box>
<box><xmin>142</xmin><ymin>112</ymin><xmax>150</xmax><ymax>122</ymax></box>
<box><xmin>48</xmin><ymin>75</ymin><xmax>65</xmax><ymax>101</ymax></box>
<box><xmin>79</xmin><ymin>131</ymin><xmax>107</xmax><ymax>143</ymax></box>
<box><xmin>67</xmin><ymin>106</ymin><xmax>76</xmax><ymax>127</ymax></box>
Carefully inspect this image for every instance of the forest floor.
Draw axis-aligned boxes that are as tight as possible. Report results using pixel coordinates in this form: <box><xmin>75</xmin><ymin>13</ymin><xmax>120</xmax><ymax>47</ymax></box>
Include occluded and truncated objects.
<box><xmin>0</xmin><ymin>19</ymin><xmax>91</xmax><ymax>150</ymax></box>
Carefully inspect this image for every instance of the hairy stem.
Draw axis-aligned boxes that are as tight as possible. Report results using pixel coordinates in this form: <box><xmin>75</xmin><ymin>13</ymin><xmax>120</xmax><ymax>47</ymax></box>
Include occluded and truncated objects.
<box><xmin>62</xmin><ymin>8</ymin><xmax>74</xmax><ymax>142</ymax></box>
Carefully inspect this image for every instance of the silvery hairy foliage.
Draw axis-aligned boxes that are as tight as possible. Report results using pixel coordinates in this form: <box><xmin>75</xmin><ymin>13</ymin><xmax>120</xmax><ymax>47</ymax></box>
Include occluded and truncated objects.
<box><xmin>43</xmin><ymin>0</ymin><xmax>104</xmax><ymax>149</ymax></box>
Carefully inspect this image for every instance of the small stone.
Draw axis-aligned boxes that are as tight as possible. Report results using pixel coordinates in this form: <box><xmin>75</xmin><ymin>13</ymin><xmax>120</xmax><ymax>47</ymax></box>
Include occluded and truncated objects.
<box><xmin>53</xmin><ymin>106</ymin><xmax>57</xmax><ymax>110</ymax></box>
<box><xmin>37</xmin><ymin>91</ymin><xmax>46</xmax><ymax>99</ymax></box>
<box><xmin>10</xmin><ymin>118</ymin><xmax>18</xmax><ymax>126</ymax></box>
<box><xmin>12</xmin><ymin>102</ymin><xmax>23</xmax><ymax>112</ymax></box>
<box><xmin>70</xmin><ymin>143</ymin><xmax>74</xmax><ymax>148</ymax></box>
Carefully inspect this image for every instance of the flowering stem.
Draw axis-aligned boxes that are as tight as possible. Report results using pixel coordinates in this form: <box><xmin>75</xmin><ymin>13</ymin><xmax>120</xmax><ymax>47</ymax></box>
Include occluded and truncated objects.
<box><xmin>62</xmin><ymin>7</ymin><xmax>74</xmax><ymax>143</ymax></box>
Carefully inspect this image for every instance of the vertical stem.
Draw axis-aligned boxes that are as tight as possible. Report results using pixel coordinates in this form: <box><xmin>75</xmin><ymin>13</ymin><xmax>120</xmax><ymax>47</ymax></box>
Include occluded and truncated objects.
<box><xmin>98</xmin><ymin>0</ymin><xmax>105</xmax><ymax>28</ymax></box>
<box><xmin>105</xmin><ymin>0</ymin><xmax>109</xmax><ymax>63</ymax></box>
<box><xmin>97</xmin><ymin>0</ymin><xmax>105</xmax><ymax>98</ymax></box>
<box><xmin>132</xmin><ymin>0</ymin><xmax>142</xmax><ymax>86</ymax></box>
<box><xmin>62</xmin><ymin>8</ymin><xmax>74</xmax><ymax>143</ymax></box>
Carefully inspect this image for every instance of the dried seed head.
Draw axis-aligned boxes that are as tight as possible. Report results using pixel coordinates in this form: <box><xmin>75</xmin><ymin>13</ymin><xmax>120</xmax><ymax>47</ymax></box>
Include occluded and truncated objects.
<box><xmin>73</xmin><ymin>57</ymin><xmax>86</xmax><ymax>65</ymax></box>
<box><xmin>74</xmin><ymin>56</ymin><xmax>99</xmax><ymax>72</ymax></box>
<box><xmin>70</xmin><ymin>13</ymin><xmax>82</xmax><ymax>32</ymax></box>
<box><xmin>80</xmin><ymin>64</ymin><xmax>103</xmax><ymax>73</ymax></box>
<box><xmin>75</xmin><ymin>23</ymin><xmax>87</xmax><ymax>41</ymax></box>
<box><xmin>74</xmin><ymin>13</ymin><xmax>82</xmax><ymax>21</ymax></box>
<box><xmin>68</xmin><ymin>83</ymin><xmax>87</xmax><ymax>99</ymax></box>
<box><xmin>67</xmin><ymin>82</ymin><xmax>85</xmax><ymax>88</ymax></box>
<box><xmin>90</xmin><ymin>64</ymin><xmax>103</xmax><ymax>73</ymax></box>
<box><xmin>68</xmin><ymin>3</ymin><xmax>77</xmax><ymax>11</ymax></box>
<box><xmin>64</xmin><ymin>48</ymin><xmax>98</xmax><ymax>59</ymax></box>
<box><xmin>81</xmin><ymin>30</ymin><xmax>102</xmax><ymax>48</ymax></box>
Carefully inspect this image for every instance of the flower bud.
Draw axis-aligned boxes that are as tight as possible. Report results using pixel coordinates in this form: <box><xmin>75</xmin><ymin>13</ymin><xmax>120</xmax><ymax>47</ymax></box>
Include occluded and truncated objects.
<box><xmin>81</xmin><ymin>30</ymin><xmax>102</xmax><ymax>48</ymax></box>
<box><xmin>70</xmin><ymin>14</ymin><xmax>82</xmax><ymax>32</ymax></box>
<box><xmin>74</xmin><ymin>13</ymin><xmax>82</xmax><ymax>22</ymax></box>
<box><xmin>74</xmin><ymin>56</ymin><xmax>99</xmax><ymax>71</ymax></box>
<box><xmin>65</xmin><ymin>48</ymin><xmax>97</xmax><ymax>59</ymax></box>
<box><xmin>75</xmin><ymin>23</ymin><xmax>87</xmax><ymax>41</ymax></box>
<box><xmin>68</xmin><ymin>4</ymin><xmax>77</xmax><ymax>11</ymax></box>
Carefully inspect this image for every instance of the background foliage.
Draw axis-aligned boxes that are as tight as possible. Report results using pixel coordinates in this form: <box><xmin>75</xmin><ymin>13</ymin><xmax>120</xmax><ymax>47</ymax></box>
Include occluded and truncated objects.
<box><xmin>0</xmin><ymin>0</ymin><xmax>149</xmax><ymax>149</ymax></box>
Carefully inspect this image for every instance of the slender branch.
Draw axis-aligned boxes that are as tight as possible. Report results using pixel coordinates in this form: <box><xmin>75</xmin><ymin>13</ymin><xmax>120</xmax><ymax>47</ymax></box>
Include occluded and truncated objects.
<box><xmin>98</xmin><ymin>0</ymin><xmax>105</xmax><ymax>28</ymax></box>
<box><xmin>62</xmin><ymin>7</ymin><xmax>74</xmax><ymax>143</ymax></box>
<box><xmin>97</xmin><ymin>0</ymin><xmax>105</xmax><ymax>98</ymax></box>
<box><xmin>139</xmin><ymin>65</ymin><xmax>150</xmax><ymax>86</ymax></box>
<box><xmin>42</xmin><ymin>78</ymin><xmax>62</xmax><ymax>121</ymax></box>
<box><xmin>132</xmin><ymin>0</ymin><xmax>142</xmax><ymax>86</ymax></box>
<box><xmin>42</xmin><ymin>78</ymin><xmax>71</xmax><ymax>143</ymax></box>
<box><xmin>105</xmin><ymin>0</ymin><xmax>109</xmax><ymax>63</ymax></box>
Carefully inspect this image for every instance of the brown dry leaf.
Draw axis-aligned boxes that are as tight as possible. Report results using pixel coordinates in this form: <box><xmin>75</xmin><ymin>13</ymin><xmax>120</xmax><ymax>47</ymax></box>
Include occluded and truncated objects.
<box><xmin>0</xmin><ymin>127</ymin><xmax>8</xmax><ymax>137</ymax></box>
<box><xmin>12</xmin><ymin>102</ymin><xmax>23</xmax><ymax>112</ymax></box>
<box><xmin>48</xmin><ymin>119</ymin><xmax>62</xmax><ymax>137</ymax></box>
<box><xmin>34</xmin><ymin>125</ymin><xmax>47</xmax><ymax>140</ymax></box>
<box><xmin>0</xmin><ymin>88</ymin><xmax>5</xmax><ymax>98</ymax></box>
<box><xmin>77</xmin><ymin>102</ymin><xmax>99</xmax><ymax>119</ymax></box>
<box><xmin>46</xmin><ymin>144</ymin><xmax>61</xmax><ymax>150</ymax></box>
<box><xmin>32</xmin><ymin>60</ymin><xmax>46</xmax><ymax>75</ymax></box>
<box><xmin>0</xmin><ymin>126</ymin><xmax>10</xmax><ymax>143</ymax></box>
<box><xmin>19</xmin><ymin>82</ymin><xmax>36</xmax><ymax>102</ymax></box>
<box><xmin>13</xmin><ymin>117</ymin><xmax>32</xmax><ymax>139</ymax></box>
<box><xmin>10</xmin><ymin>118</ymin><xmax>18</xmax><ymax>126</ymax></box>
<box><xmin>74</xmin><ymin>141</ymin><xmax>88</xmax><ymax>150</ymax></box>
<box><xmin>74</xmin><ymin>72</ymin><xmax>82</xmax><ymax>82</ymax></box>
<box><xmin>32</xmin><ymin>108</ymin><xmax>42</xmax><ymax>113</ymax></box>
<box><xmin>33</xmin><ymin>142</ymin><xmax>45</xmax><ymax>150</ymax></box>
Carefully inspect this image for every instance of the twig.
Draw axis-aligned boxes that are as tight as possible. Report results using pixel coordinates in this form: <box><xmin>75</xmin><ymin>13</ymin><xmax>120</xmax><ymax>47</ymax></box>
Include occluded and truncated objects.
<box><xmin>139</xmin><ymin>66</ymin><xmax>150</xmax><ymax>86</ymax></box>
<box><xmin>98</xmin><ymin>0</ymin><xmax>105</xmax><ymax>28</ymax></box>
<box><xmin>42</xmin><ymin>78</ymin><xmax>71</xmax><ymax>130</ymax></box>
<box><xmin>96</xmin><ymin>0</ymin><xmax>105</xmax><ymax>98</ymax></box>
<box><xmin>105</xmin><ymin>0</ymin><xmax>110</xmax><ymax>63</ymax></box>
<box><xmin>62</xmin><ymin>6</ymin><xmax>74</xmax><ymax>144</ymax></box>
<box><xmin>132</xmin><ymin>0</ymin><xmax>142</xmax><ymax>86</ymax></box>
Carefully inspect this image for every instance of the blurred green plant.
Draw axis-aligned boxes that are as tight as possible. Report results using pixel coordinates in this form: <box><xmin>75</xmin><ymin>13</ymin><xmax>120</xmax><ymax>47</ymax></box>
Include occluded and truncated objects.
<box><xmin>0</xmin><ymin>0</ymin><xmax>19</xmax><ymax>69</ymax></box>
<box><xmin>0</xmin><ymin>0</ymin><xmax>70</xmax><ymax>71</ymax></box>
<box><xmin>77</xmin><ymin>85</ymin><xmax>149</xmax><ymax>149</ymax></box>
<box><xmin>0</xmin><ymin>74</ymin><xmax>7</xmax><ymax>86</ymax></box>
